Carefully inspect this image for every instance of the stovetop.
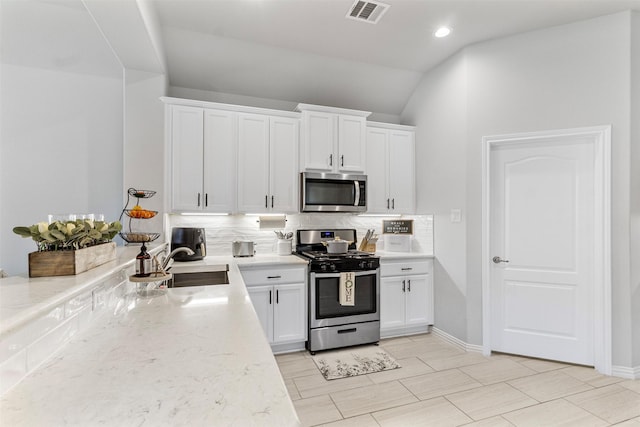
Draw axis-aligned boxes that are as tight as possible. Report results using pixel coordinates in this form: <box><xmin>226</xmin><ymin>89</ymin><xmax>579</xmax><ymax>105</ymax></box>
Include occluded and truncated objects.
<box><xmin>299</xmin><ymin>250</ymin><xmax>375</xmax><ymax>261</ymax></box>
<box><xmin>295</xmin><ymin>228</ymin><xmax>380</xmax><ymax>272</ymax></box>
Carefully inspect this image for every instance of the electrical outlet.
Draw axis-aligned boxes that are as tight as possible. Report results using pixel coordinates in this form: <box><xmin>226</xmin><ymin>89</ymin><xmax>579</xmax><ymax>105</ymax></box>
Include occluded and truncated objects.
<box><xmin>450</xmin><ymin>209</ymin><xmax>462</xmax><ymax>223</ymax></box>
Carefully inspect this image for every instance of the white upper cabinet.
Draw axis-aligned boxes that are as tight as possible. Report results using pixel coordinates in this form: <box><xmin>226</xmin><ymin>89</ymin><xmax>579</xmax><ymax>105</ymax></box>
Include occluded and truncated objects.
<box><xmin>169</xmin><ymin>105</ymin><xmax>236</xmax><ymax>213</ymax></box>
<box><xmin>203</xmin><ymin>109</ymin><xmax>237</xmax><ymax>211</ymax></box>
<box><xmin>170</xmin><ymin>105</ymin><xmax>204</xmax><ymax>212</ymax></box>
<box><xmin>338</xmin><ymin>115</ymin><xmax>367</xmax><ymax>172</ymax></box>
<box><xmin>269</xmin><ymin>116</ymin><xmax>300</xmax><ymax>212</ymax></box>
<box><xmin>366</xmin><ymin>123</ymin><xmax>416</xmax><ymax>214</ymax></box>
<box><xmin>297</xmin><ymin>104</ymin><xmax>370</xmax><ymax>173</ymax></box>
<box><xmin>237</xmin><ymin>113</ymin><xmax>299</xmax><ymax>213</ymax></box>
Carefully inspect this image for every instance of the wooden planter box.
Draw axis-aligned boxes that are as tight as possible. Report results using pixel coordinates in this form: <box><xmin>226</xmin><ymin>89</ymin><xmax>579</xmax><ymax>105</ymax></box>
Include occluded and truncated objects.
<box><xmin>28</xmin><ymin>242</ymin><xmax>117</xmax><ymax>278</ymax></box>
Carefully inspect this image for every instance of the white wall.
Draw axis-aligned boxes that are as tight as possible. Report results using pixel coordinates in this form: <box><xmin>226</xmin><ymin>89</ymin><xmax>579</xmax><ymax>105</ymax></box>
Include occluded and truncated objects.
<box><xmin>401</xmin><ymin>53</ymin><xmax>469</xmax><ymax>341</ymax></box>
<box><xmin>630</xmin><ymin>11</ymin><xmax>640</xmax><ymax>368</ymax></box>
<box><xmin>402</xmin><ymin>11</ymin><xmax>637</xmax><ymax>369</ymax></box>
<box><xmin>123</xmin><ymin>70</ymin><xmax>167</xmax><ymax>241</ymax></box>
<box><xmin>0</xmin><ymin>65</ymin><xmax>123</xmax><ymax>275</ymax></box>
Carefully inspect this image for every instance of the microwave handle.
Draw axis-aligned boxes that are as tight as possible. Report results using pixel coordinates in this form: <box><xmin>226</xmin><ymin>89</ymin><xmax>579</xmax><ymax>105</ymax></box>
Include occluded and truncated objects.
<box><xmin>354</xmin><ymin>181</ymin><xmax>360</xmax><ymax>206</ymax></box>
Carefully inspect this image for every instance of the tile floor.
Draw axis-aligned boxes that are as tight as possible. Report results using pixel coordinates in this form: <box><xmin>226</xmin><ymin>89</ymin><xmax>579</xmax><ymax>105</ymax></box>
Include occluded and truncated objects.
<box><xmin>275</xmin><ymin>333</ymin><xmax>640</xmax><ymax>427</ymax></box>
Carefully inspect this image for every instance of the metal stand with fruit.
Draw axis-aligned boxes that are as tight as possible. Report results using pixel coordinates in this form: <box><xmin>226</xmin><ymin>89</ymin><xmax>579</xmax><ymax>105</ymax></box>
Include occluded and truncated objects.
<box><xmin>118</xmin><ymin>188</ymin><xmax>160</xmax><ymax>245</ymax></box>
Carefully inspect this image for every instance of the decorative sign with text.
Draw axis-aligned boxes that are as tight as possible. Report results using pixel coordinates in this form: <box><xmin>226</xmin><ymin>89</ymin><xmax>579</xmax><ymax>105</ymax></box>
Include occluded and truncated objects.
<box><xmin>382</xmin><ymin>219</ymin><xmax>414</xmax><ymax>235</ymax></box>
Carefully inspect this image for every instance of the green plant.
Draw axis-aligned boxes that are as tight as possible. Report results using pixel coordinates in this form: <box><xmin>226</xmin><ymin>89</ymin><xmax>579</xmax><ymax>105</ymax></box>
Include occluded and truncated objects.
<box><xmin>13</xmin><ymin>220</ymin><xmax>122</xmax><ymax>251</ymax></box>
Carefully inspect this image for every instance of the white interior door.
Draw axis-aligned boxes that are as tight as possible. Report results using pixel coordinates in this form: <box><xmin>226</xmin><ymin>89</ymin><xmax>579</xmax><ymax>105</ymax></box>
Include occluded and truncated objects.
<box><xmin>490</xmin><ymin>138</ymin><xmax>597</xmax><ymax>365</ymax></box>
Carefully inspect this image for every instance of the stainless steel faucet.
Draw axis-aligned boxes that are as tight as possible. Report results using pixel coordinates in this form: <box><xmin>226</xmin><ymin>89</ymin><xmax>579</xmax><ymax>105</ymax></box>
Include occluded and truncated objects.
<box><xmin>161</xmin><ymin>247</ymin><xmax>195</xmax><ymax>270</ymax></box>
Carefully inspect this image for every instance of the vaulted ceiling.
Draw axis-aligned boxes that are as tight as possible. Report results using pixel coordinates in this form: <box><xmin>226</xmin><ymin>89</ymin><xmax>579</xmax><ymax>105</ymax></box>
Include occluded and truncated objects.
<box><xmin>3</xmin><ymin>0</ymin><xmax>639</xmax><ymax>117</ymax></box>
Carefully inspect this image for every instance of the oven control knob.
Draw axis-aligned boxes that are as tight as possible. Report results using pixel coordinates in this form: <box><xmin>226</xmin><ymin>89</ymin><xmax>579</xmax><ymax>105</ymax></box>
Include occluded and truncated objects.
<box><xmin>369</xmin><ymin>261</ymin><xmax>376</xmax><ymax>269</ymax></box>
<box><xmin>359</xmin><ymin>261</ymin><xmax>366</xmax><ymax>269</ymax></box>
<box><xmin>320</xmin><ymin>264</ymin><xmax>328</xmax><ymax>271</ymax></box>
<box><xmin>330</xmin><ymin>264</ymin><xmax>336</xmax><ymax>272</ymax></box>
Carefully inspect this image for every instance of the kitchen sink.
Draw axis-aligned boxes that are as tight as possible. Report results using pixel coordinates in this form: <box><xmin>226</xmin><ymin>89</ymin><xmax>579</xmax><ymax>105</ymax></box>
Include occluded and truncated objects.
<box><xmin>168</xmin><ymin>265</ymin><xmax>229</xmax><ymax>288</ymax></box>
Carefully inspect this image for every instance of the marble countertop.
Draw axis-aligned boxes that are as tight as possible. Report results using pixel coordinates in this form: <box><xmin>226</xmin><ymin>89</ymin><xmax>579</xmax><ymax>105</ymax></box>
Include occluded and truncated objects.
<box><xmin>0</xmin><ymin>248</ymin><xmax>430</xmax><ymax>425</ymax></box>
<box><xmin>0</xmin><ymin>244</ymin><xmax>168</xmax><ymax>337</ymax></box>
<box><xmin>0</xmin><ymin>250</ymin><xmax>301</xmax><ymax>426</ymax></box>
<box><xmin>169</xmin><ymin>253</ymin><xmax>308</xmax><ymax>274</ymax></box>
<box><xmin>375</xmin><ymin>251</ymin><xmax>434</xmax><ymax>260</ymax></box>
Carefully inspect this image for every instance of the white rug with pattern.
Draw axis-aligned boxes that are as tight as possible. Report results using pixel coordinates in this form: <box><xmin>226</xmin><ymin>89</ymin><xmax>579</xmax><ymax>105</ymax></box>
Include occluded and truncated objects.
<box><xmin>311</xmin><ymin>346</ymin><xmax>401</xmax><ymax>380</ymax></box>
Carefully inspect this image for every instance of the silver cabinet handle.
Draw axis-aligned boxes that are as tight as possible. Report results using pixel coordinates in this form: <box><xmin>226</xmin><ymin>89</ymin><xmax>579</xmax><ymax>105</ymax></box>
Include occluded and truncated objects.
<box><xmin>401</xmin><ymin>267</ymin><xmax>413</xmax><ymax>271</ymax></box>
<box><xmin>267</xmin><ymin>275</ymin><xmax>282</xmax><ymax>279</ymax></box>
<box><xmin>341</xmin><ymin>155</ymin><xmax>344</xmax><ymax>167</ymax></box>
<box><xmin>205</xmin><ymin>193</ymin><xmax>208</xmax><ymax>207</ymax></box>
<box><xmin>265</xmin><ymin>195</ymin><xmax>268</xmax><ymax>208</ymax></box>
<box><xmin>197</xmin><ymin>193</ymin><xmax>201</xmax><ymax>207</ymax></box>
<box><xmin>276</xmin><ymin>289</ymin><xmax>279</xmax><ymax>304</ymax></box>
<box><xmin>402</xmin><ymin>280</ymin><xmax>406</xmax><ymax>292</ymax></box>
<box><xmin>329</xmin><ymin>154</ymin><xmax>333</xmax><ymax>166</ymax></box>
<box><xmin>392</xmin><ymin>198</ymin><xmax>395</xmax><ymax>209</ymax></box>
<box><xmin>271</xmin><ymin>195</ymin><xmax>274</xmax><ymax>208</ymax></box>
<box><xmin>493</xmin><ymin>256</ymin><xmax>510</xmax><ymax>264</ymax></box>
<box><xmin>269</xmin><ymin>290</ymin><xmax>272</xmax><ymax>304</ymax></box>
<box><xmin>387</xmin><ymin>199</ymin><xmax>390</xmax><ymax>209</ymax></box>
<box><xmin>408</xmin><ymin>279</ymin><xmax>411</xmax><ymax>292</ymax></box>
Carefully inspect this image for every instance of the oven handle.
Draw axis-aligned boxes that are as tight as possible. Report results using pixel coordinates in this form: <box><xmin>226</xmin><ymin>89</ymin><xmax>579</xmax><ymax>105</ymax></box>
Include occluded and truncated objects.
<box><xmin>312</xmin><ymin>269</ymin><xmax>379</xmax><ymax>278</ymax></box>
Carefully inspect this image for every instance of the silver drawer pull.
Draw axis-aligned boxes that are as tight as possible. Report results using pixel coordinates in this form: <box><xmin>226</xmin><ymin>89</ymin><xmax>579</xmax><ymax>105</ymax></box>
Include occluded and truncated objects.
<box><xmin>267</xmin><ymin>275</ymin><xmax>282</xmax><ymax>279</ymax></box>
<box><xmin>401</xmin><ymin>267</ymin><xmax>413</xmax><ymax>271</ymax></box>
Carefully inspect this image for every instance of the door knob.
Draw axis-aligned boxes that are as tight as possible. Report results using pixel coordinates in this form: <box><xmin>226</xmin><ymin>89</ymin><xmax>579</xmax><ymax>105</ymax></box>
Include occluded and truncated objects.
<box><xmin>493</xmin><ymin>256</ymin><xmax>509</xmax><ymax>264</ymax></box>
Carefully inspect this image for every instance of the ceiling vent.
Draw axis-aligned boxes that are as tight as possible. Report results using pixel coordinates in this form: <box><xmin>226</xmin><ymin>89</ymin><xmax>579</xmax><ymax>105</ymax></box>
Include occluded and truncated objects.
<box><xmin>346</xmin><ymin>0</ymin><xmax>390</xmax><ymax>24</ymax></box>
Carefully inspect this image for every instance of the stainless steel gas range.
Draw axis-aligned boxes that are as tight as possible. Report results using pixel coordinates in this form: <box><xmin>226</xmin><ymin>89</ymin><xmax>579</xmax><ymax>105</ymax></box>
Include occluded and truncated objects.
<box><xmin>295</xmin><ymin>229</ymin><xmax>380</xmax><ymax>354</ymax></box>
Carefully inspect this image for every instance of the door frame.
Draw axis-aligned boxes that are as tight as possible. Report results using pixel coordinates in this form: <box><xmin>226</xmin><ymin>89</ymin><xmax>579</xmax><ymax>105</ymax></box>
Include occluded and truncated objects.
<box><xmin>481</xmin><ymin>125</ymin><xmax>612</xmax><ymax>375</ymax></box>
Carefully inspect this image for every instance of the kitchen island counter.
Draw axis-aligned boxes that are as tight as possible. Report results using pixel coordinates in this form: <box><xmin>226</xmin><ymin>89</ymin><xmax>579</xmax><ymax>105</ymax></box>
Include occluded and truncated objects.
<box><xmin>0</xmin><ymin>253</ymin><xmax>301</xmax><ymax>426</ymax></box>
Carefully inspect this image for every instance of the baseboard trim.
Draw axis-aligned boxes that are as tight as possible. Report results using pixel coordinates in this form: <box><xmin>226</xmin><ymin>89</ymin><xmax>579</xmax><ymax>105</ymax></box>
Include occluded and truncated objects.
<box><xmin>611</xmin><ymin>365</ymin><xmax>640</xmax><ymax>380</ymax></box>
<box><xmin>432</xmin><ymin>329</ymin><xmax>638</xmax><ymax>379</ymax></box>
<box><xmin>432</xmin><ymin>327</ymin><xmax>483</xmax><ymax>353</ymax></box>
<box><xmin>380</xmin><ymin>325</ymin><xmax>430</xmax><ymax>339</ymax></box>
<box><xmin>271</xmin><ymin>341</ymin><xmax>306</xmax><ymax>355</ymax></box>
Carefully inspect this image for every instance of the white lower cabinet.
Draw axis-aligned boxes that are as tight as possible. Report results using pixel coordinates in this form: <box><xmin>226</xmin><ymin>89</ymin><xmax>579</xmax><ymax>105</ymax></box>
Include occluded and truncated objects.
<box><xmin>380</xmin><ymin>258</ymin><xmax>434</xmax><ymax>338</ymax></box>
<box><xmin>242</xmin><ymin>266</ymin><xmax>307</xmax><ymax>352</ymax></box>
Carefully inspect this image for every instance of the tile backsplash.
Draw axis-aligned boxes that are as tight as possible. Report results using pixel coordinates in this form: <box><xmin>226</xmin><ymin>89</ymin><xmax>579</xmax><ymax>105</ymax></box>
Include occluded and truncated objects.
<box><xmin>166</xmin><ymin>213</ymin><xmax>433</xmax><ymax>256</ymax></box>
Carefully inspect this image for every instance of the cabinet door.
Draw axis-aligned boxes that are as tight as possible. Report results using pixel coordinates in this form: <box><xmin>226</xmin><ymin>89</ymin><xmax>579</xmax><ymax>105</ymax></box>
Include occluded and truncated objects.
<box><xmin>203</xmin><ymin>109</ymin><xmax>236</xmax><ymax>212</ymax></box>
<box><xmin>171</xmin><ymin>105</ymin><xmax>204</xmax><ymax>211</ymax></box>
<box><xmin>404</xmin><ymin>274</ymin><xmax>432</xmax><ymax>326</ymax></box>
<box><xmin>388</xmin><ymin>130</ymin><xmax>415</xmax><ymax>213</ymax></box>
<box><xmin>247</xmin><ymin>285</ymin><xmax>274</xmax><ymax>343</ymax></box>
<box><xmin>237</xmin><ymin>113</ymin><xmax>270</xmax><ymax>212</ymax></box>
<box><xmin>365</xmin><ymin>128</ymin><xmax>390</xmax><ymax>213</ymax></box>
<box><xmin>273</xmin><ymin>283</ymin><xmax>307</xmax><ymax>343</ymax></box>
<box><xmin>301</xmin><ymin>111</ymin><xmax>334</xmax><ymax>171</ymax></box>
<box><xmin>380</xmin><ymin>277</ymin><xmax>406</xmax><ymax>330</ymax></box>
<box><xmin>338</xmin><ymin>115</ymin><xmax>366</xmax><ymax>173</ymax></box>
<box><xmin>270</xmin><ymin>116</ymin><xmax>299</xmax><ymax>212</ymax></box>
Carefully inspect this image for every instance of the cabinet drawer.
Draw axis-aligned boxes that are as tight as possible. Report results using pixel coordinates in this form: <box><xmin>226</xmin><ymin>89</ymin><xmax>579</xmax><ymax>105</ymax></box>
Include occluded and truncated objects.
<box><xmin>241</xmin><ymin>267</ymin><xmax>306</xmax><ymax>286</ymax></box>
<box><xmin>381</xmin><ymin>260</ymin><xmax>432</xmax><ymax>277</ymax></box>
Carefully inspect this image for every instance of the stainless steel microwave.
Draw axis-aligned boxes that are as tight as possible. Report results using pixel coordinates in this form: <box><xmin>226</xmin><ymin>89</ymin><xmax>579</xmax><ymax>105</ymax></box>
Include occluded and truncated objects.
<box><xmin>300</xmin><ymin>172</ymin><xmax>367</xmax><ymax>213</ymax></box>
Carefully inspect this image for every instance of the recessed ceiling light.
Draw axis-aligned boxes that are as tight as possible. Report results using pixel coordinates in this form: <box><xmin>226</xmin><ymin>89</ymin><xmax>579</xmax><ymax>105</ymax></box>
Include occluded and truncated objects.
<box><xmin>434</xmin><ymin>26</ymin><xmax>451</xmax><ymax>38</ymax></box>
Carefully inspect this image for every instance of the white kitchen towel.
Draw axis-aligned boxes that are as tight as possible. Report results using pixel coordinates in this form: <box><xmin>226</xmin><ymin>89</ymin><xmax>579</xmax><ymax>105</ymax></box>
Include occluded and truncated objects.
<box><xmin>339</xmin><ymin>272</ymin><xmax>355</xmax><ymax>306</ymax></box>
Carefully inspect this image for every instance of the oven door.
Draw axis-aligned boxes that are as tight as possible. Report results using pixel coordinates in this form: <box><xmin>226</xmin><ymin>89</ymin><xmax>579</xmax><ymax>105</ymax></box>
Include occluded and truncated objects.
<box><xmin>310</xmin><ymin>269</ymin><xmax>380</xmax><ymax>328</ymax></box>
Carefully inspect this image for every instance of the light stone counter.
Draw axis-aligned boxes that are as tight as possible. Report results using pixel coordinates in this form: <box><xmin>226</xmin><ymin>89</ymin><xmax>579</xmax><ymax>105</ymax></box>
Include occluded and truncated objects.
<box><xmin>375</xmin><ymin>251</ymin><xmax>435</xmax><ymax>260</ymax></box>
<box><xmin>169</xmin><ymin>253</ymin><xmax>308</xmax><ymax>274</ymax></box>
<box><xmin>0</xmin><ymin>251</ymin><xmax>302</xmax><ymax>426</ymax></box>
<box><xmin>0</xmin><ymin>244</ymin><xmax>167</xmax><ymax>337</ymax></box>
